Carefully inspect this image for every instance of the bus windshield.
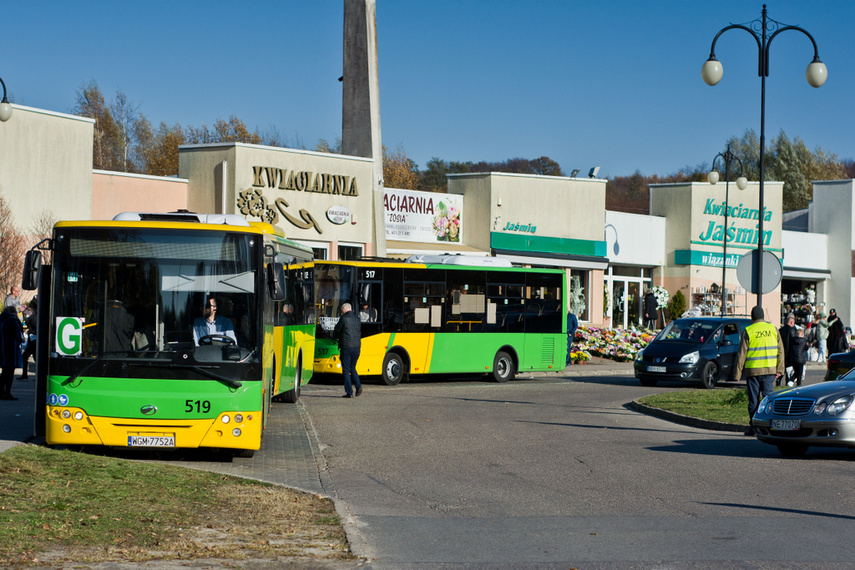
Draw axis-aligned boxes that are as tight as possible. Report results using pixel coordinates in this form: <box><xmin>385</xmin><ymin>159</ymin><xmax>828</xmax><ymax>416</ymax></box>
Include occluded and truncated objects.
<box><xmin>52</xmin><ymin>228</ymin><xmax>259</xmax><ymax>363</ymax></box>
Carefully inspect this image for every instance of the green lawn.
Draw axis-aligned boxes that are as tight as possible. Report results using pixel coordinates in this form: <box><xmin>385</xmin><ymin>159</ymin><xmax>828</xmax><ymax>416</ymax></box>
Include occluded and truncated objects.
<box><xmin>0</xmin><ymin>445</ymin><xmax>352</xmax><ymax>566</ymax></box>
<box><xmin>638</xmin><ymin>388</ymin><xmax>751</xmax><ymax>425</ymax></box>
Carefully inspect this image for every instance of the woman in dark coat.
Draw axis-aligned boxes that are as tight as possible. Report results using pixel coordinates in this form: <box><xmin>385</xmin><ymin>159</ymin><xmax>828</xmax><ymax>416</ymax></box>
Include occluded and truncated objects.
<box><xmin>0</xmin><ymin>305</ymin><xmax>24</xmax><ymax>400</ymax></box>
<box><xmin>827</xmin><ymin>317</ymin><xmax>848</xmax><ymax>355</ymax></box>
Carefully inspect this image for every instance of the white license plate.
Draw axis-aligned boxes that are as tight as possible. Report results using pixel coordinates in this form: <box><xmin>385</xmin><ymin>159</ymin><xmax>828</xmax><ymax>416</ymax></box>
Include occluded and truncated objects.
<box><xmin>128</xmin><ymin>435</ymin><xmax>176</xmax><ymax>447</ymax></box>
<box><xmin>771</xmin><ymin>419</ymin><xmax>801</xmax><ymax>431</ymax></box>
<box><xmin>647</xmin><ymin>365</ymin><xmax>667</xmax><ymax>373</ymax></box>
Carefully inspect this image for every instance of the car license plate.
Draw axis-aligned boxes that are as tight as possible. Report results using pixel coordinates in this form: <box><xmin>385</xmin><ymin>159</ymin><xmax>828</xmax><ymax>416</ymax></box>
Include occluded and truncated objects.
<box><xmin>647</xmin><ymin>365</ymin><xmax>667</xmax><ymax>373</ymax></box>
<box><xmin>771</xmin><ymin>419</ymin><xmax>800</xmax><ymax>431</ymax></box>
<box><xmin>127</xmin><ymin>435</ymin><xmax>176</xmax><ymax>447</ymax></box>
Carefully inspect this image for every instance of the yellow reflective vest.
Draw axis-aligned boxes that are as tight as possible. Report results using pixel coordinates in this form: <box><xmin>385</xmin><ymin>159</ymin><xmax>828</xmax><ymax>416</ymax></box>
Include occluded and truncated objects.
<box><xmin>735</xmin><ymin>320</ymin><xmax>785</xmax><ymax>379</ymax></box>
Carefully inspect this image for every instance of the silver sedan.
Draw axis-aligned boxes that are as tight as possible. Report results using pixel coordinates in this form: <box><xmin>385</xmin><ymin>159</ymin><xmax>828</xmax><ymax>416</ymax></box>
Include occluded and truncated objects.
<box><xmin>753</xmin><ymin>374</ymin><xmax>855</xmax><ymax>457</ymax></box>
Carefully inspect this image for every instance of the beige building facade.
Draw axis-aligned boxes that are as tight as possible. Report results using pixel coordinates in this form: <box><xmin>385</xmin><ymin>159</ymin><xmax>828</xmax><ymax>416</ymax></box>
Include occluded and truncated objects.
<box><xmin>2</xmin><ymin>102</ymin><xmax>848</xmax><ymax>331</ymax></box>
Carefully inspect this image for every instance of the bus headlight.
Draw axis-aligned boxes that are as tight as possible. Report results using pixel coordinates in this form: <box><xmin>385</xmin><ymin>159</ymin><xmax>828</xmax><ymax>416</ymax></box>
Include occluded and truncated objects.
<box><xmin>74</xmin><ymin>411</ymin><xmax>84</xmax><ymax>421</ymax></box>
<box><xmin>61</xmin><ymin>410</ymin><xmax>71</xmax><ymax>419</ymax></box>
<box><xmin>221</xmin><ymin>415</ymin><xmax>231</xmax><ymax>424</ymax></box>
<box><xmin>234</xmin><ymin>414</ymin><xmax>243</xmax><ymax>424</ymax></box>
<box><xmin>62</xmin><ymin>424</ymin><xmax>71</xmax><ymax>433</ymax></box>
<box><xmin>232</xmin><ymin>428</ymin><xmax>242</xmax><ymax>437</ymax></box>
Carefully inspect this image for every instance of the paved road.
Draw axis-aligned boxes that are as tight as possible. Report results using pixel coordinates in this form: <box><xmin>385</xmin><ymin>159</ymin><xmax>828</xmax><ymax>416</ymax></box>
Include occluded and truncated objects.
<box><xmin>6</xmin><ymin>361</ymin><xmax>853</xmax><ymax>569</ymax></box>
<box><xmin>304</xmin><ymin>365</ymin><xmax>855</xmax><ymax>569</ymax></box>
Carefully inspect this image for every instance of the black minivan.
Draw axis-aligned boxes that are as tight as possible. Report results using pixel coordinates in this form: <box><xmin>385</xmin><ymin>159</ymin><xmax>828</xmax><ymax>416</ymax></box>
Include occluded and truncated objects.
<box><xmin>634</xmin><ymin>317</ymin><xmax>752</xmax><ymax>389</ymax></box>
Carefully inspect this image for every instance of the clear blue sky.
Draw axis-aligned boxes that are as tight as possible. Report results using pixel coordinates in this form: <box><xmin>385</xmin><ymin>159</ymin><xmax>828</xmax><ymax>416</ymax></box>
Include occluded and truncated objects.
<box><xmin>1</xmin><ymin>1</ymin><xmax>852</xmax><ymax>179</ymax></box>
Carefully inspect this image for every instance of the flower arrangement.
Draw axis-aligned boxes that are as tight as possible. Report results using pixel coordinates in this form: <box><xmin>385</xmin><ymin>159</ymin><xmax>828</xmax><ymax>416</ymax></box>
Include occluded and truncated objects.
<box><xmin>652</xmin><ymin>285</ymin><xmax>670</xmax><ymax>310</ymax></box>
<box><xmin>570</xmin><ymin>325</ymin><xmax>654</xmax><ymax>363</ymax></box>
<box><xmin>433</xmin><ymin>201</ymin><xmax>460</xmax><ymax>242</ymax></box>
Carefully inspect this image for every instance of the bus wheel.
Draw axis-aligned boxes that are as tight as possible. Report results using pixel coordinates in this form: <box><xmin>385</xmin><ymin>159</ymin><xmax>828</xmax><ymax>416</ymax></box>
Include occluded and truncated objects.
<box><xmin>282</xmin><ymin>354</ymin><xmax>302</xmax><ymax>403</ymax></box>
<box><xmin>492</xmin><ymin>351</ymin><xmax>514</xmax><ymax>382</ymax></box>
<box><xmin>382</xmin><ymin>353</ymin><xmax>405</xmax><ymax>386</ymax></box>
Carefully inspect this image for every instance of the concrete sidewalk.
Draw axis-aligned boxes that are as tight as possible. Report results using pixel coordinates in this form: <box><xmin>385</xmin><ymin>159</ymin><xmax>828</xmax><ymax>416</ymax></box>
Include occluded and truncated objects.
<box><xmin>0</xmin><ymin>370</ymin><xmax>37</xmax><ymax>453</ymax></box>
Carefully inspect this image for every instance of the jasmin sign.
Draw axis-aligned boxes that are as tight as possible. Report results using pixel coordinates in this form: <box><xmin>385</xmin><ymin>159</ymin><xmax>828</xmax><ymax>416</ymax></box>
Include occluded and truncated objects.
<box><xmin>696</xmin><ymin>198</ymin><xmax>774</xmax><ymax>247</ymax></box>
<box><xmin>384</xmin><ymin>188</ymin><xmax>463</xmax><ymax>243</ymax></box>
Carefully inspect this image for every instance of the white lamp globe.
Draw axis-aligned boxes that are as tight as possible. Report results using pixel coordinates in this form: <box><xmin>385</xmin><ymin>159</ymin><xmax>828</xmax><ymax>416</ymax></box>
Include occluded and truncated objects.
<box><xmin>707</xmin><ymin>171</ymin><xmax>720</xmax><ymax>185</ymax></box>
<box><xmin>702</xmin><ymin>58</ymin><xmax>723</xmax><ymax>86</ymax></box>
<box><xmin>806</xmin><ymin>60</ymin><xmax>827</xmax><ymax>88</ymax></box>
<box><xmin>0</xmin><ymin>101</ymin><xmax>11</xmax><ymax>122</ymax></box>
<box><xmin>736</xmin><ymin>176</ymin><xmax>748</xmax><ymax>191</ymax></box>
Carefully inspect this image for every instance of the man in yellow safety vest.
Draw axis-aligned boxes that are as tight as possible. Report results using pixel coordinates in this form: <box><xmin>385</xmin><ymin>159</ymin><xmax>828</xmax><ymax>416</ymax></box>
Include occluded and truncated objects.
<box><xmin>735</xmin><ymin>305</ymin><xmax>785</xmax><ymax>436</ymax></box>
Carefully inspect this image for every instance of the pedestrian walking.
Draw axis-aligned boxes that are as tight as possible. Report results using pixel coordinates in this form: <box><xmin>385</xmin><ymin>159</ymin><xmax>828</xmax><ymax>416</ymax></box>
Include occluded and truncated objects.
<box><xmin>787</xmin><ymin>328</ymin><xmax>808</xmax><ymax>387</ymax></box>
<box><xmin>19</xmin><ymin>297</ymin><xmax>37</xmax><ymax>380</ymax></box>
<box><xmin>643</xmin><ymin>289</ymin><xmax>658</xmax><ymax>329</ymax></box>
<box><xmin>0</xmin><ymin>305</ymin><xmax>24</xmax><ymax>400</ymax></box>
<box><xmin>778</xmin><ymin>314</ymin><xmax>796</xmax><ymax>386</ymax></box>
<box><xmin>827</xmin><ymin>309</ymin><xmax>848</xmax><ymax>355</ymax></box>
<box><xmin>734</xmin><ymin>306</ymin><xmax>784</xmax><ymax>437</ymax></box>
<box><xmin>566</xmin><ymin>310</ymin><xmax>578</xmax><ymax>367</ymax></box>
<box><xmin>333</xmin><ymin>302</ymin><xmax>363</xmax><ymax>398</ymax></box>
<box><xmin>814</xmin><ymin>311</ymin><xmax>829</xmax><ymax>362</ymax></box>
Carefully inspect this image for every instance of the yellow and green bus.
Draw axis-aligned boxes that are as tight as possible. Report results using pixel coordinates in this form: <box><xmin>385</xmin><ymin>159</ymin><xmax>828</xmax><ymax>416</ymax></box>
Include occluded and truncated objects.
<box><xmin>313</xmin><ymin>255</ymin><xmax>566</xmax><ymax>384</ymax></box>
<box><xmin>23</xmin><ymin>211</ymin><xmax>315</xmax><ymax>457</ymax></box>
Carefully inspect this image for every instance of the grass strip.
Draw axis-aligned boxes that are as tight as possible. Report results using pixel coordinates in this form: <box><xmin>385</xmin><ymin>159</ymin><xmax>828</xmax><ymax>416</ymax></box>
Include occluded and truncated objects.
<box><xmin>638</xmin><ymin>388</ymin><xmax>750</xmax><ymax>425</ymax></box>
<box><xmin>0</xmin><ymin>445</ymin><xmax>352</xmax><ymax>566</ymax></box>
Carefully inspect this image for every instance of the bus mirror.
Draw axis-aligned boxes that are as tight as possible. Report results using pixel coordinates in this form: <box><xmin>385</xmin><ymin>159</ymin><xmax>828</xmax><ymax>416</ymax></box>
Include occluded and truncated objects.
<box><xmin>267</xmin><ymin>263</ymin><xmax>287</xmax><ymax>301</ymax></box>
<box><xmin>22</xmin><ymin>250</ymin><xmax>42</xmax><ymax>291</ymax></box>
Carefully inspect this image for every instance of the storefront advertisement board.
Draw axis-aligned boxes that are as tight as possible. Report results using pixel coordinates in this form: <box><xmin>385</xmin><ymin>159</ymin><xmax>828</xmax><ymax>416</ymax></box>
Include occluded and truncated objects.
<box><xmin>383</xmin><ymin>188</ymin><xmax>462</xmax><ymax>243</ymax></box>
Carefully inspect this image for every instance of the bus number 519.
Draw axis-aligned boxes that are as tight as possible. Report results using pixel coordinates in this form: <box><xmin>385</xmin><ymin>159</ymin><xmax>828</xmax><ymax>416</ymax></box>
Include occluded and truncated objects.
<box><xmin>185</xmin><ymin>400</ymin><xmax>211</xmax><ymax>413</ymax></box>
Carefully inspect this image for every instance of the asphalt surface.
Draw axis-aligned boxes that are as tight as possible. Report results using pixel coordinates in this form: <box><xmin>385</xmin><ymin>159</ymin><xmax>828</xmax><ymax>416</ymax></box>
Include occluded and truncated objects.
<box><xmin>0</xmin><ymin>357</ymin><xmax>834</xmax><ymax>568</ymax></box>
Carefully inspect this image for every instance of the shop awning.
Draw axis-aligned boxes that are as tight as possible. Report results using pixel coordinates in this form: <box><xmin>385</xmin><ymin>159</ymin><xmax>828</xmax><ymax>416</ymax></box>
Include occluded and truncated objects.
<box><xmin>493</xmin><ymin>250</ymin><xmax>610</xmax><ymax>270</ymax></box>
<box><xmin>783</xmin><ymin>266</ymin><xmax>831</xmax><ymax>280</ymax></box>
<box><xmin>384</xmin><ymin>240</ymin><xmax>490</xmax><ymax>259</ymax></box>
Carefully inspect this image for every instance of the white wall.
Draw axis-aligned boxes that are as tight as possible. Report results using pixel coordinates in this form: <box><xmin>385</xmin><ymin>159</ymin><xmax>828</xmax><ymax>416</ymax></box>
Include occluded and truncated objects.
<box><xmin>782</xmin><ymin>230</ymin><xmax>828</xmax><ymax>272</ymax></box>
<box><xmin>605</xmin><ymin>210</ymin><xmax>666</xmax><ymax>266</ymax></box>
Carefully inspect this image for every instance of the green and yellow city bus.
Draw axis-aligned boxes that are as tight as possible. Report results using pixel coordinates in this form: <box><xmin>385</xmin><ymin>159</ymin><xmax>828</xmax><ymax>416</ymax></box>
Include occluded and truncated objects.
<box><xmin>23</xmin><ymin>211</ymin><xmax>314</xmax><ymax>457</ymax></box>
<box><xmin>313</xmin><ymin>255</ymin><xmax>566</xmax><ymax>384</ymax></box>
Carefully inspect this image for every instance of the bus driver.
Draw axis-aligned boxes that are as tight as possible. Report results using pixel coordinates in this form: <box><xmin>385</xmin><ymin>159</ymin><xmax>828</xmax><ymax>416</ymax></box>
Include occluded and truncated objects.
<box><xmin>193</xmin><ymin>296</ymin><xmax>238</xmax><ymax>345</ymax></box>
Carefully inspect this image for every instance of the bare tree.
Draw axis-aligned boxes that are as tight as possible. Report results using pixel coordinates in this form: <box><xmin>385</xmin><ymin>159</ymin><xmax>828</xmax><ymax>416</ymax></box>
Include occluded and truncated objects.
<box><xmin>29</xmin><ymin>209</ymin><xmax>58</xmax><ymax>265</ymax></box>
<box><xmin>0</xmin><ymin>189</ymin><xmax>27</xmax><ymax>295</ymax></box>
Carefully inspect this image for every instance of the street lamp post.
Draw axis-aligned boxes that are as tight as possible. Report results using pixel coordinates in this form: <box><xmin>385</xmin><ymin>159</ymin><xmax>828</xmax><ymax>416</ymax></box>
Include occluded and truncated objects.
<box><xmin>708</xmin><ymin>144</ymin><xmax>748</xmax><ymax>317</ymax></box>
<box><xmin>702</xmin><ymin>4</ymin><xmax>826</xmax><ymax>309</ymax></box>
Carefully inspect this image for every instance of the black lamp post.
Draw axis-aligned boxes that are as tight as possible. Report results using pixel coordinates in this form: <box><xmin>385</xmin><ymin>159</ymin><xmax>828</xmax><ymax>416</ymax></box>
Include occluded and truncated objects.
<box><xmin>702</xmin><ymin>4</ymin><xmax>826</xmax><ymax>309</ymax></box>
<box><xmin>708</xmin><ymin>144</ymin><xmax>747</xmax><ymax>317</ymax></box>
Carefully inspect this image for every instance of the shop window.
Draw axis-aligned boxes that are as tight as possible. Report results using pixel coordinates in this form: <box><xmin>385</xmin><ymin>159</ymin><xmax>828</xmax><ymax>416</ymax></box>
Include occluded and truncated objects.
<box><xmin>569</xmin><ymin>269</ymin><xmax>589</xmax><ymax>321</ymax></box>
<box><xmin>311</xmin><ymin>247</ymin><xmax>327</xmax><ymax>260</ymax></box>
<box><xmin>338</xmin><ymin>245</ymin><xmax>362</xmax><ymax>261</ymax></box>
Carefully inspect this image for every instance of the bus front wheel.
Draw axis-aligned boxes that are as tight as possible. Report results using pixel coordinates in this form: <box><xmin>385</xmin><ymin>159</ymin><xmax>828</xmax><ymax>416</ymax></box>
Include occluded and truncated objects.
<box><xmin>492</xmin><ymin>351</ymin><xmax>514</xmax><ymax>383</ymax></box>
<box><xmin>382</xmin><ymin>353</ymin><xmax>405</xmax><ymax>386</ymax></box>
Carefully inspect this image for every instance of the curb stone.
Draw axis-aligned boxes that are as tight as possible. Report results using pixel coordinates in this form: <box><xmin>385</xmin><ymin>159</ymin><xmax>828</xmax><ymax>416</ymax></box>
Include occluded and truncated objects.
<box><xmin>627</xmin><ymin>400</ymin><xmax>746</xmax><ymax>432</ymax></box>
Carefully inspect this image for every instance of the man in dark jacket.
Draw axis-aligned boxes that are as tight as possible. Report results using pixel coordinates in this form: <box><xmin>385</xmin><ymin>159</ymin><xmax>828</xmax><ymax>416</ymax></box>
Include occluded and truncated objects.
<box><xmin>333</xmin><ymin>303</ymin><xmax>363</xmax><ymax>398</ymax></box>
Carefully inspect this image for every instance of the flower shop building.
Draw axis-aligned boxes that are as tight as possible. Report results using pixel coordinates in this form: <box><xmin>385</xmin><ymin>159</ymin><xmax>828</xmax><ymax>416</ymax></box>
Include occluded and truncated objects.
<box><xmin>0</xmin><ymin>103</ymin><xmax>846</xmax><ymax>332</ymax></box>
